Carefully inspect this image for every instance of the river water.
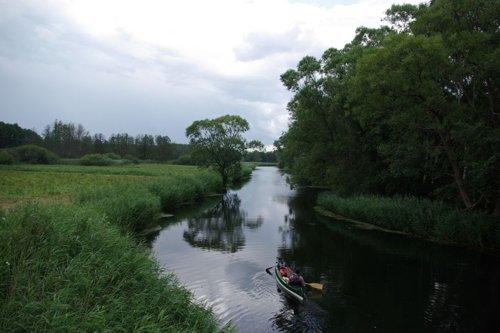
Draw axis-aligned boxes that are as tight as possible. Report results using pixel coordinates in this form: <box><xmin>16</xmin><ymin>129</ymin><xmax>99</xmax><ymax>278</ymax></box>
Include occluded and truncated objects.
<box><xmin>149</xmin><ymin>167</ymin><xmax>500</xmax><ymax>332</ymax></box>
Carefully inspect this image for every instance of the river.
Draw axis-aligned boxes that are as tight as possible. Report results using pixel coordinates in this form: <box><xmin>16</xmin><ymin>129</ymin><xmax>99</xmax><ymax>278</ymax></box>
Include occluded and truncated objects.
<box><xmin>149</xmin><ymin>167</ymin><xmax>500</xmax><ymax>332</ymax></box>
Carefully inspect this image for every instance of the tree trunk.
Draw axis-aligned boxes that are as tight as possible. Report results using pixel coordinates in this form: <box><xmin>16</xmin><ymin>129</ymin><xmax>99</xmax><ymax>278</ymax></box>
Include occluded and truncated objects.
<box><xmin>440</xmin><ymin>134</ymin><xmax>473</xmax><ymax>209</ymax></box>
<box><xmin>220</xmin><ymin>169</ymin><xmax>228</xmax><ymax>190</ymax></box>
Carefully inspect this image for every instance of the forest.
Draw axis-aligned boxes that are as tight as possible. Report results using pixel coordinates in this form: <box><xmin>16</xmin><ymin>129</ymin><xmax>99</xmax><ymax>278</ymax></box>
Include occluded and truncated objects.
<box><xmin>276</xmin><ymin>0</ymin><xmax>499</xmax><ymax>215</ymax></box>
<box><xmin>0</xmin><ymin>120</ymin><xmax>276</xmax><ymax>164</ymax></box>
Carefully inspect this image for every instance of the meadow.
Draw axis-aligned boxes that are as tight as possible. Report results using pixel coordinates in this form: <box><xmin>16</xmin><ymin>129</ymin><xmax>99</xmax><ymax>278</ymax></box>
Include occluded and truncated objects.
<box><xmin>0</xmin><ymin>164</ymin><xmax>219</xmax><ymax>208</ymax></box>
<box><xmin>0</xmin><ymin>163</ymin><xmax>248</xmax><ymax>331</ymax></box>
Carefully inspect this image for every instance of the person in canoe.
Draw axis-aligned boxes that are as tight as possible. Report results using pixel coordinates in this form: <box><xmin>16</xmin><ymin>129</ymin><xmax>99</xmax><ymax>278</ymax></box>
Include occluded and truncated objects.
<box><xmin>277</xmin><ymin>260</ymin><xmax>305</xmax><ymax>287</ymax></box>
<box><xmin>289</xmin><ymin>269</ymin><xmax>306</xmax><ymax>288</ymax></box>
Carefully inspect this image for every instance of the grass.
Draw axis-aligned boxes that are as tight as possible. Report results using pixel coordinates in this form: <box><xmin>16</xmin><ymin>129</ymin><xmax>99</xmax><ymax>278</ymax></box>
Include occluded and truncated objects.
<box><xmin>317</xmin><ymin>192</ymin><xmax>500</xmax><ymax>251</ymax></box>
<box><xmin>0</xmin><ymin>163</ymin><xmax>242</xmax><ymax>331</ymax></box>
<box><xmin>0</xmin><ymin>164</ymin><xmax>221</xmax><ymax>209</ymax></box>
<box><xmin>0</xmin><ymin>203</ymin><xmax>226</xmax><ymax>332</ymax></box>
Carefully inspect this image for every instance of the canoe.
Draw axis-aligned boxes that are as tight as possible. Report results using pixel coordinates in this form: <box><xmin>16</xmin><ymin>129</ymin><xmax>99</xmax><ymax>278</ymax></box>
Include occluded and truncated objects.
<box><xmin>274</xmin><ymin>266</ymin><xmax>305</xmax><ymax>302</ymax></box>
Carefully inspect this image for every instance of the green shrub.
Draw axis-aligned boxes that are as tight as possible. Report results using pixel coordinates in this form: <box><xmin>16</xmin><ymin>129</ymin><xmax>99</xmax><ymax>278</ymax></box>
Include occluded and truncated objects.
<box><xmin>9</xmin><ymin>145</ymin><xmax>59</xmax><ymax>164</ymax></box>
<box><xmin>124</xmin><ymin>154</ymin><xmax>139</xmax><ymax>164</ymax></box>
<box><xmin>0</xmin><ymin>150</ymin><xmax>15</xmax><ymax>164</ymax></box>
<box><xmin>317</xmin><ymin>192</ymin><xmax>500</xmax><ymax>250</ymax></box>
<box><xmin>104</xmin><ymin>152</ymin><xmax>121</xmax><ymax>160</ymax></box>
<box><xmin>0</xmin><ymin>203</ymin><xmax>222</xmax><ymax>332</ymax></box>
<box><xmin>173</xmin><ymin>154</ymin><xmax>194</xmax><ymax>165</ymax></box>
<box><xmin>229</xmin><ymin>163</ymin><xmax>255</xmax><ymax>184</ymax></box>
<box><xmin>80</xmin><ymin>153</ymin><xmax>114</xmax><ymax>166</ymax></box>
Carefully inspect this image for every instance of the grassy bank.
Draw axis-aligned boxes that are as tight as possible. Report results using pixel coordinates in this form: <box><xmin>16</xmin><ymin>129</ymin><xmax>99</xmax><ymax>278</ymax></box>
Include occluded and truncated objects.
<box><xmin>0</xmin><ymin>164</ymin><xmax>221</xmax><ymax>209</ymax></box>
<box><xmin>0</xmin><ymin>204</ymin><xmax>225</xmax><ymax>332</ymax></box>
<box><xmin>0</xmin><ymin>163</ymin><xmax>243</xmax><ymax>331</ymax></box>
<box><xmin>317</xmin><ymin>193</ymin><xmax>500</xmax><ymax>251</ymax></box>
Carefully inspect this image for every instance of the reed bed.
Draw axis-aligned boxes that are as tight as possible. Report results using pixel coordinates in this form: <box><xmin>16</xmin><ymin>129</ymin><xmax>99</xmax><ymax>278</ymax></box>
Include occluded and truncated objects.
<box><xmin>0</xmin><ymin>204</ymin><xmax>226</xmax><ymax>332</ymax></box>
<box><xmin>317</xmin><ymin>192</ymin><xmax>499</xmax><ymax>250</ymax></box>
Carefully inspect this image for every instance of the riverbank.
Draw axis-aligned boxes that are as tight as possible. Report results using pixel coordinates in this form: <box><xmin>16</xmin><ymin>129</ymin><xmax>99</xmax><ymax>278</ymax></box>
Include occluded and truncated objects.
<box><xmin>0</xmin><ymin>163</ymin><xmax>241</xmax><ymax>331</ymax></box>
<box><xmin>316</xmin><ymin>192</ymin><xmax>500</xmax><ymax>252</ymax></box>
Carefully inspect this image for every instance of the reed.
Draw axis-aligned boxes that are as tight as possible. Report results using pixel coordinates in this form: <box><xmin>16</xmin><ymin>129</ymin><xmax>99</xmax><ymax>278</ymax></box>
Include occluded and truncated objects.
<box><xmin>0</xmin><ymin>203</ymin><xmax>227</xmax><ymax>332</ymax></box>
<box><xmin>317</xmin><ymin>192</ymin><xmax>499</xmax><ymax>250</ymax></box>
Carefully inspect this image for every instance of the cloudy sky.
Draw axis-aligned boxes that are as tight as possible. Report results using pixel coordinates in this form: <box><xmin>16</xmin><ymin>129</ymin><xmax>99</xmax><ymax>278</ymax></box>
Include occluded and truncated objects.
<box><xmin>0</xmin><ymin>0</ymin><xmax>421</xmax><ymax>145</ymax></box>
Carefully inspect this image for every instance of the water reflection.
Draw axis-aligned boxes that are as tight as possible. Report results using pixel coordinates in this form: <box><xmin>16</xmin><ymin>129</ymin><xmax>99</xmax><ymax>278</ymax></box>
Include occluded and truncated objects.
<box><xmin>183</xmin><ymin>193</ymin><xmax>263</xmax><ymax>253</ymax></box>
<box><xmin>152</xmin><ymin>167</ymin><xmax>500</xmax><ymax>332</ymax></box>
<box><xmin>277</xmin><ymin>188</ymin><xmax>500</xmax><ymax>332</ymax></box>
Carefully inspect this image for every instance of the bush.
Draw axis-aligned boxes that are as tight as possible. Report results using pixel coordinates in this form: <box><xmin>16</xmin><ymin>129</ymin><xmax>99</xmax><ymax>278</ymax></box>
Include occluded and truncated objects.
<box><xmin>172</xmin><ymin>154</ymin><xmax>193</xmax><ymax>165</ymax></box>
<box><xmin>9</xmin><ymin>145</ymin><xmax>59</xmax><ymax>164</ymax></box>
<box><xmin>317</xmin><ymin>192</ymin><xmax>500</xmax><ymax>250</ymax></box>
<box><xmin>0</xmin><ymin>150</ymin><xmax>15</xmax><ymax>164</ymax></box>
<box><xmin>104</xmin><ymin>152</ymin><xmax>121</xmax><ymax>160</ymax></box>
<box><xmin>124</xmin><ymin>154</ymin><xmax>139</xmax><ymax>164</ymax></box>
<box><xmin>0</xmin><ymin>203</ymin><xmax>222</xmax><ymax>332</ymax></box>
<box><xmin>229</xmin><ymin>163</ymin><xmax>255</xmax><ymax>184</ymax></box>
<box><xmin>80</xmin><ymin>153</ymin><xmax>114</xmax><ymax>166</ymax></box>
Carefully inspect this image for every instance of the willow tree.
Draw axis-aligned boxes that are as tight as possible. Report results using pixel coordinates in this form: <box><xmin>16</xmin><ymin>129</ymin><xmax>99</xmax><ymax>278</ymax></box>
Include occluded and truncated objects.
<box><xmin>186</xmin><ymin>115</ymin><xmax>250</xmax><ymax>188</ymax></box>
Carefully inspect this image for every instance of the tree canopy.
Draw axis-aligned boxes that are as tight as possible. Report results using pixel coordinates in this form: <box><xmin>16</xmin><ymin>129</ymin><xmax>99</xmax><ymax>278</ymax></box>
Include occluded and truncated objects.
<box><xmin>186</xmin><ymin>115</ymin><xmax>251</xmax><ymax>187</ymax></box>
<box><xmin>276</xmin><ymin>0</ymin><xmax>499</xmax><ymax>214</ymax></box>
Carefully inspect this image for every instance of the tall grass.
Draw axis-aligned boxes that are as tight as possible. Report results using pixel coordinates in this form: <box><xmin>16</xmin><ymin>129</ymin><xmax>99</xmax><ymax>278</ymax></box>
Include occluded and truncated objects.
<box><xmin>75</xmin><ymin>170</ymin><xmax>222</xmax><ymax>232</ymax></box>
<box><xmin>0</xmin><ymin>204</ymin><xmax>225</xmax><ymax>332</ymax></box>
<box><xmin>76</xmin><ymin>183</ymin><xmax>162</xmax><ymax>233</ymax></box>
<box><xmin>0</xmin><ymin>163</ymin><xmax>245</xmax><ymax>331</ymax></box>
<box><xmin>317</xmin><ymin>192</ymin><xmax>500</xmax><ymax>250</ymax></box>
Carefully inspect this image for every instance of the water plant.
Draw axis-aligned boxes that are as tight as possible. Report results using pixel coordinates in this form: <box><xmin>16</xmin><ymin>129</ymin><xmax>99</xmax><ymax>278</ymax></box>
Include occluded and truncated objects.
<box><xmin>0</xmin><ymin>203</ymin><xmax>226</xmax><ymax>332</ymax></box>
<box><xmin>317</xmin><ymin>193</ymin><xmax>500</xmax><ymax>250</ymax></box>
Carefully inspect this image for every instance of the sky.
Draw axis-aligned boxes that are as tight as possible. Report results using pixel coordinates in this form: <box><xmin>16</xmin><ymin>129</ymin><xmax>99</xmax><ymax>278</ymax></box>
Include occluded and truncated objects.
<box><xmin>0</xmin><ymin>0</ymin><xmax>422</xmax><ymax>145</ymax></box>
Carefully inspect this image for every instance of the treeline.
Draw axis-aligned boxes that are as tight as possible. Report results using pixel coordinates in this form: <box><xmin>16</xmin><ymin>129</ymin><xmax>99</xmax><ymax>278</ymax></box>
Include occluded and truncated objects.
<box><xmin>1</xmin><ymin>120</ymin><xmax>190</xmax><ymax>161</ymax></box>
<box><xmin>276</xmin><ymin>0</ymin><xmax>499</xmax><ymax>214</ymax></box>
<box><xmin>243</xmin><ymin>150</ymin><xmax>277</xmax><ymax>163</ymax></box>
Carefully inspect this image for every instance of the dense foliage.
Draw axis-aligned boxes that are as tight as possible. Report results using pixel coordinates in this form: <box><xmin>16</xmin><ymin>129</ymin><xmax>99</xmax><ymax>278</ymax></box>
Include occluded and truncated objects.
<box><xmin>0</xmin><ymin>120</ymin><xmax>191</xmax><ymax>161</ymax></box>
<box><xmin>277</xmin><ymin>0</ymin><xmax>499</xmax><ymax>214</ymax></box>
<box><xmin>0</xmin><ymin>122</ymin><xmax>42</xmax><ymax>148</ymax></box>
<box><xmin>186</xmin><ymin>115</ymin><xmax>253</xmax><ymax>187</ymax></box>
<box><xmin>0</xmin><ymin>150</ymin><xmax>15</xmax><ymax>165</ymax></box>
<box><xmin>318</xmin><ymin>192</ymin><xmax>499</xmax><ymax>250</ymax></box>
<box><xmin>8</xmin><ymin>144</ymin><xmax>59</xmax><ymax>164</ymax></box>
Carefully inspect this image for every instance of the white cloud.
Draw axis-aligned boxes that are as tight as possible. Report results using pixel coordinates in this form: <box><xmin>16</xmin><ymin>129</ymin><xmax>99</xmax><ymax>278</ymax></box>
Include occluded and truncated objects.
<box><xmin>0</xmin><ymin>0</ymin><xmax>423</xmax><ymax>144</ymax></box>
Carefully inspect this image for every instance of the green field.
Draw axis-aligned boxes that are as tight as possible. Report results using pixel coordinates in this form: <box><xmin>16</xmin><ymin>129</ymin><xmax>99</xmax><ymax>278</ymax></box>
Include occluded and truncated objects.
<box><xmin>0</xmin><ymin>163</ymin><xmax>237</xmax><ymax>331</ymax></box>
<box><xmin>0</xmin><ymin>164</ymin><xmax>216</xmax><ymax>208</ymax></box>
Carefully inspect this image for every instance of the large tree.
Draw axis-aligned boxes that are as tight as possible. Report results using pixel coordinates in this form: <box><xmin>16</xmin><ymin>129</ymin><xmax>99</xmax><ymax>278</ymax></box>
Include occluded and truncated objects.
<box><xmin>277</xmin><ymin>0</ymin><xmax>499</xmax><ymax>213</ymax></box>
<box><xmin>186</xmin><ymin>115</ymin><xmax>250</xmax><ymax>188</ymax></box>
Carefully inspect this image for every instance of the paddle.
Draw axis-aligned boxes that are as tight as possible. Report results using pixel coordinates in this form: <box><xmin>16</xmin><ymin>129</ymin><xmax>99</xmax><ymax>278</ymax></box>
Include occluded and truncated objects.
<box><xmin>306</xmin><ymin>282</ymin><xmax>324</xmax><ymax>291</ymax></box>
<box><xmin>265</xmin><ymin>266</ymin><xmax>274</xmax><ymax>275</ymax></box>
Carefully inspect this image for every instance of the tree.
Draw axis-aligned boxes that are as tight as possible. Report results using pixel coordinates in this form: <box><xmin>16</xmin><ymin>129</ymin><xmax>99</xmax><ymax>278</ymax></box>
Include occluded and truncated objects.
<box><xmin>186</xmin><ymin>115</ymin><xmax>250</xmax><ymax>188</ymax></box>
<box><xmin>276</xmin><ymin>0</ymin><xmax>499</xmax><ymax>213</ymax></box>
<box><xmin>0</xmin><ymin>122</ymin><xmax>42</xmax><ymax>148</ymax></box>
<box><xmin>247</xmin><ymin>140</ymin><xmax>264</xmax><ymax>151</ymax></box>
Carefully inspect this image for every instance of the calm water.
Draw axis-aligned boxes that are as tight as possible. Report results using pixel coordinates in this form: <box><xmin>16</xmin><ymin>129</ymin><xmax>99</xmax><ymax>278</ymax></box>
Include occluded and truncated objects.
<box><xmin>149</xmin><ymin>167</ymin><xmax>500</xmax><ymax>332</ymax></box>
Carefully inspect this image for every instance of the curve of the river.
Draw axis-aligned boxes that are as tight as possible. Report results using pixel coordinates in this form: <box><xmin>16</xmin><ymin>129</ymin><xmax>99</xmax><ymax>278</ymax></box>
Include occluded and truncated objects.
<box><xmin>150</xmin><ymin>167</ymin><xmax>500</xmax><ymax>332</ymax></box>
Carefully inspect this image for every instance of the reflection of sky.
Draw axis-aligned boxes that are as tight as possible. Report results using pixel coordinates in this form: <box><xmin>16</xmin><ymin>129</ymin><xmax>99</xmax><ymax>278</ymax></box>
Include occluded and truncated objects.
<box><xmin>153</xmin><ymin>167</ymin><xmax>295</xmax><ymax>331</ymax></box>
<box><xmin>153</xmin><ymin>167</ymin><xmax>500</xmax><ymax>332</ymax></box>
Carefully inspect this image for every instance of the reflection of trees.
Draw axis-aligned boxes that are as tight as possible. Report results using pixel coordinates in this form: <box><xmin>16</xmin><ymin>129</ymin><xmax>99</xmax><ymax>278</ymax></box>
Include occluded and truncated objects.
<box><xmin>276</xmin><ymin>188</ymin><xmax>500</xmax><ymax>332</ymax></box>
<box><xmin>183</xmin><ymin>193</ymin><xmax>263</xmax><ymax>252</ymax></box>
<box><xmin>141</xmin><ymin>197</ymin><xmax>221</xmax><ymax>246</ymax></box>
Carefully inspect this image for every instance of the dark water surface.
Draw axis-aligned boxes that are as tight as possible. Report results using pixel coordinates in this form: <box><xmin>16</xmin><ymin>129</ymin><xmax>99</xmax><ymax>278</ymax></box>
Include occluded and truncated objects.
<box><xmin>150</xmin><ymin>167</ymin><xmax>500</xmax><ymax>332</ymax></box>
